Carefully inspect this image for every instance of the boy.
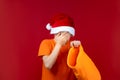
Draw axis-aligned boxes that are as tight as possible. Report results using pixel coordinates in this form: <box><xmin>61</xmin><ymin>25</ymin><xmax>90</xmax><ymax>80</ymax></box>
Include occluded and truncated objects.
<box><xmin>38</xmin><ymin>13</ymin><xmax>101</xmax><ymax>80</ymax></box>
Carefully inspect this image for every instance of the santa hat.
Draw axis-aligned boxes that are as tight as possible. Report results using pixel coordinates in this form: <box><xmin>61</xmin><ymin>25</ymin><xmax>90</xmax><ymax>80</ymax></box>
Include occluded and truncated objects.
<box><xmin>46</xmin><ymin>13</ymin><xmax>75</xmax><ymax>36</ymax></box>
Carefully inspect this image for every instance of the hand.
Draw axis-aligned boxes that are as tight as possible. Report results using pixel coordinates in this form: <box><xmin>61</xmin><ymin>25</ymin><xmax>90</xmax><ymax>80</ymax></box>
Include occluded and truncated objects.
<box><xmin>70</xmin><ymin>40</ymin><xmax>81</xmax><ymax>47</ymax></box>
<box><xmin>54</xmin><ymin>32</ymin><xmax>70</xmax><ymax>46</ymax></box>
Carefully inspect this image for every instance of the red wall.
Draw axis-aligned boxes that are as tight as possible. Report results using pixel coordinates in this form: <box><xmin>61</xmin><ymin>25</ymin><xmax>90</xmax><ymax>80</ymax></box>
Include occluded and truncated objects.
<box><xmin>0</xmin><ymin>0</ymin><xmax>120</xmax><ymax>80</ymax></box>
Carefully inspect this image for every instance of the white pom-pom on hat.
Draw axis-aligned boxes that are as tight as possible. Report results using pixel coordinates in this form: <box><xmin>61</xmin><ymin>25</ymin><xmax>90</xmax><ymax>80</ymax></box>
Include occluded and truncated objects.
<box><xmin>46</xmin><ymin>23</ymin><xmax>51</xmax><ymax>30</ymax></box>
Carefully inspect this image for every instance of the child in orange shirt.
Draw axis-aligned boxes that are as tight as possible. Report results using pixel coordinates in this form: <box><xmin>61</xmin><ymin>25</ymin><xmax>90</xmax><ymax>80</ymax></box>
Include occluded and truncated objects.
<box><xmin>38</xmin><ymin>13</ymin><xmax>101</xmax><ymax>80</ymax></box>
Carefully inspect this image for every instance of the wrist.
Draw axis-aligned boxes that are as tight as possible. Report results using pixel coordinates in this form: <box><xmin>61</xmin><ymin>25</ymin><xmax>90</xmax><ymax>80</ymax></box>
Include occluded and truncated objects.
<box><xmin>56</xmin><ymin>43</ymin><xmax>62</xmax><ymax>47</ymax></box>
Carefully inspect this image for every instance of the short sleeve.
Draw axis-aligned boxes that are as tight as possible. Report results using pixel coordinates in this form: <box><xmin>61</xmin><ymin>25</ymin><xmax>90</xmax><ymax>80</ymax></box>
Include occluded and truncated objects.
<box><xmin>38</xmin><ymin>39</ymin><xmax>52</xmax><ymax>56</ymax></box>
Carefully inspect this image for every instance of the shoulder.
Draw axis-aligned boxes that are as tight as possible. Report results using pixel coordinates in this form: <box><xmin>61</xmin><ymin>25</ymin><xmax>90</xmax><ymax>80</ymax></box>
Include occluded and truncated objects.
<box><xmin>41</xmin><ymin>39</ymin><xmax>54</xmax><ymax>43</ymax></box>
<box><xmin>40</xmin><ymin>39</ymin><xmax>54</xmax><ymax>45</ymax></box>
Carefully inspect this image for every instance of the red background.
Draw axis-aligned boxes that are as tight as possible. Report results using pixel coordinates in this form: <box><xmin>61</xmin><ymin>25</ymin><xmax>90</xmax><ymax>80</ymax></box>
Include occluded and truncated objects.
<box><xmin>0</xmin><ymin>0</ymin><xmax>120</xmax><ymax>80</ymax></box>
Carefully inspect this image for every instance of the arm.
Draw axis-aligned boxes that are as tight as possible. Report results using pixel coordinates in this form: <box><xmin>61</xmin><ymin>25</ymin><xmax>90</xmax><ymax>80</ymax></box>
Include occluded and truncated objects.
<box><xmin>42</xmin><ymin>32</ymin><xmax>69</xmax><ymax>69</ymax></box>
<box><xmin>42</xmin><ymin>43</ymin><xmax>62</xmax><ymax>69</ymax></box>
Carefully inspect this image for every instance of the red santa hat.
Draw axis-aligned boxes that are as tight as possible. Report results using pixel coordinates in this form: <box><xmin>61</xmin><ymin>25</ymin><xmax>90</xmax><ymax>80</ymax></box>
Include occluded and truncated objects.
<box><xmin>46</xmin><ymin>13</ymin><xmax>75</xmax><ymax>36</ymax></box>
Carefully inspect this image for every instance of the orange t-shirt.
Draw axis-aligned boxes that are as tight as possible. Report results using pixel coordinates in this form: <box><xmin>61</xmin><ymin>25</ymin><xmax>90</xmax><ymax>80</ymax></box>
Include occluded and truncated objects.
<box><xmin>38</xmin><ymin>39</ymin><xmax>76</xmax><ymax>80</ymax></box>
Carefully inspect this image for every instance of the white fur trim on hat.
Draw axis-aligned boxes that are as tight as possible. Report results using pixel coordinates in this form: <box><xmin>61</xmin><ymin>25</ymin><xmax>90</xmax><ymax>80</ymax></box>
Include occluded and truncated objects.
<box><xmin>50</xmin><ymin>26</ymin><xmax>75</xmax><ymax>36</ymax></box>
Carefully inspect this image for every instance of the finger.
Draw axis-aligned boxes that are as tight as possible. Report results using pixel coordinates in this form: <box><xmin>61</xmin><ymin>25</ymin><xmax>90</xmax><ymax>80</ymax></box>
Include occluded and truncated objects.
<box><xmin>75</xmin><ymin>41</ymin><xmax>81</xmax><ymax>47</ymax></box>
<box><xmin>71</xmin><ymin>41</ymin><xmax>81</xmax><ymax>47</ymax></box>
<box><xmin>70</xmin><ymin>42</ymin><xmax>74</xmax><ymax>47</ymax></box>
<box><xmin>56</xmin><ymin>33</ymin><xmax>61</xmax><ymax>36</ymax></box>
<box><xmin>60</xmin><ymin>32</ymin><xmax>68</xmax><ymax>36</ymax></box>
<box><xmin>61</xmin><ymin>33</ymin><xmax>70</xmax><ymax>39</ymax></box>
